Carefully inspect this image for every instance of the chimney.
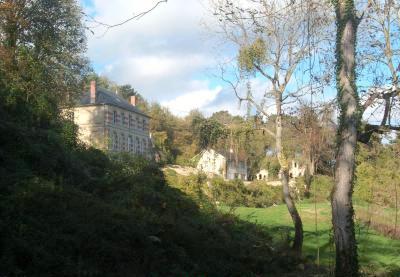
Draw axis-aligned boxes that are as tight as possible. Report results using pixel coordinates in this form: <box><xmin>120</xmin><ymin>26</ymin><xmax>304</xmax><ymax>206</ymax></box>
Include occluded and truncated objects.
<box><xmin>90</xmin><ymin>80</ymin><xmax>96</xmax><ymax>104</ymax></box>
<box><xmin>130</xmin><ymin>95</ymin><xmax>137</xmax><ymax>106</ymax></box>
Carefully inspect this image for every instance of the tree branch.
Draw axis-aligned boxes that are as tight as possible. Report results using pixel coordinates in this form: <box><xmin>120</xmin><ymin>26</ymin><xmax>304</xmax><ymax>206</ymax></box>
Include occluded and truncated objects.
<box><xmin>84</xmin><ymin>0</ymin><xmax>167</xmax><ymax>36</ymax></box>
<box><xmin>219</xmin><ymin>66</ymin><xmax>276</xmax><ymax>138</ymax></box>
<box><xmin>358</xmin><ymin>123</ymin><xmax>400</xmax><ymax>143</ymax></box>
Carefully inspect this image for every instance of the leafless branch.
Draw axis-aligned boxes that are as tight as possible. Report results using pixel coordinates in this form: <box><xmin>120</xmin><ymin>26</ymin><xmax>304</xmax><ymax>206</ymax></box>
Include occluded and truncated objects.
<box><xmin>83</xmin><ymin>0</ymin><xmax>167</xmax><ymax>36</ymax></box>
<box><xmin>219</xmin><ymin>65</ymin><xmax>276</xmax><ymax>138</ymax></box>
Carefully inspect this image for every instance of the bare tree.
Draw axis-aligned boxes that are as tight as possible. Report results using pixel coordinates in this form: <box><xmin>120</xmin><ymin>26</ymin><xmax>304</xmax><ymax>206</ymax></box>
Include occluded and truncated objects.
<box><xmin>211</xmin><ymin>0</ymin><xmax>332</xmax><ymax>254</ymax></box>
<box><xmin>358</xmin><ymin>0</ymin><xmax>400</xmax><ymax>143</ymax></box>
<box><xmin>291</xmin><ymin>104</ymin><xmax>336</xmax><ymax>197</ymax></box>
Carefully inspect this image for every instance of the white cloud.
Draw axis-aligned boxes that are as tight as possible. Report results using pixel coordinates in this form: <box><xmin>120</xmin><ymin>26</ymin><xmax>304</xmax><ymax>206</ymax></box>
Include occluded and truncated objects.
<box><xmin>161</xmin><ymin>84</ymin><xmax>222</xmax><ymax>117</ymax></box>
<box><xmin>81</xmin><ymin>0</ymin><xmax>222</xmax><ymax>104</ymax></box>
<box><xmin>80</xmin><ymin>0</ymin><xmax>279</xmax><ymax>118</ymax></box>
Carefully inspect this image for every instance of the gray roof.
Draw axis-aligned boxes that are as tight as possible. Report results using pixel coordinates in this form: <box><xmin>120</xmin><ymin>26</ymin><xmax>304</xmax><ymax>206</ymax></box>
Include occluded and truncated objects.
<box><xmin>78</xmin><ymin>87</ymin><xmax>149</xmax><ymax>117</ymax></box>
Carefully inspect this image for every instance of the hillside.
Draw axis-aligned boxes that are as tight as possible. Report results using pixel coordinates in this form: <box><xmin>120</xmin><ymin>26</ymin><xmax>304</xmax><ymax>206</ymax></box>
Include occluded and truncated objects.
<box><xmin>0</xmin><ymin>114</ymin><xmax>314</xmax><ymax>276</ymax></box>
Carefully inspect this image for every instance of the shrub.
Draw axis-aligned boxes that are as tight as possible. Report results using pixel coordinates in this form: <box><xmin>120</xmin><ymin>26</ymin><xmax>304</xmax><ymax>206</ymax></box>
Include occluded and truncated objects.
<box><xmin>297</xmin><ymin>175</ymin><xmax>334</xmax><ymax>202</ymax></box>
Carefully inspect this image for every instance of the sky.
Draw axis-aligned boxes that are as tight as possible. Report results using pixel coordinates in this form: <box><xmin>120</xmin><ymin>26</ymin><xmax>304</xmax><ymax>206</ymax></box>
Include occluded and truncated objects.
<box><xmin>79</xmin><ymin>0</ymin><xmax>398</xmax><ymax>127</ymax></box>
<box><xmin>80</xmin><ymin>0</ymin><xmax>250</xmax><ymax>117</ymax></box>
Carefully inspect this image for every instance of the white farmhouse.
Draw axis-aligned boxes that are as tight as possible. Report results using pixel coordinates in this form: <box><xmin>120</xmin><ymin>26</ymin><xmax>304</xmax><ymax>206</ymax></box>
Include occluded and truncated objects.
<box><xmin>196</xmin><ymin>149</ymin><xmax>227</xmax><ymax>177</ymax></box>
<box><xmin>196</xmin><ymin>149</ymin><xmax>248</xmax><ymax>180</ymax></box>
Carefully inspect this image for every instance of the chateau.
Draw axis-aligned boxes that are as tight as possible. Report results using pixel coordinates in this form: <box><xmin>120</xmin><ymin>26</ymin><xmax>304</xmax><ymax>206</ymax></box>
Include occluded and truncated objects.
<box><xmin>71</xmin><ymin>81</ymin><xmax>151</xmax><ymax>157</ymax></box>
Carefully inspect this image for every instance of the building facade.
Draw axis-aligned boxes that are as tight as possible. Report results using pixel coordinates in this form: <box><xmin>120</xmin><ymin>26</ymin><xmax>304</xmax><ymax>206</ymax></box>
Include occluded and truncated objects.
<box><xmin>196</xmin><ymin>149</ymin><xmax>227</xmax><ymax>177</ymax></box>
<box><xmin>226</xmin><ymin>159</ymin><xmax>247</xmax><ymax>180</ymax></box>
<box><xmin>72</xmin><ymin>81</ymin><xmax>152</xmax><ymax>157</ymax></box>
<box><xmin>196</xmin><ymin>149</ymin><xmax>247</xmax><ymax>180</ymax></box>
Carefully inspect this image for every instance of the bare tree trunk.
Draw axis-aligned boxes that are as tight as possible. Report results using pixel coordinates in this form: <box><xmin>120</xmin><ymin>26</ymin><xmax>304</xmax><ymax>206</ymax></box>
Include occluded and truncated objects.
<box><xmin>276</xmin><ymin>98</ymin><xmax>303</xmax><ymax>254</ymax></box>
<box><xmin>331</xmin><ymin>0</ymin><xmax>359</xmax><ymax>276</ymax></box>
<box><xmin>304</xmin><ymin>164</ymin><xmax>313</xmax><ymax>198</ymax></box>
<box><xmin>304</xmin><ymin>154</ymin><xmax>315</xmax><ymax>198</ymax></box>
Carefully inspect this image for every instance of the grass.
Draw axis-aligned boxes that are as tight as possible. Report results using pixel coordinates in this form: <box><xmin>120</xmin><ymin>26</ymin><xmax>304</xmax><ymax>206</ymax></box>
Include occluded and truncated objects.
<box><xmin>226</xmin><ymin>202</ymin><xmax>400</xmax><ymax>276</ymax></box>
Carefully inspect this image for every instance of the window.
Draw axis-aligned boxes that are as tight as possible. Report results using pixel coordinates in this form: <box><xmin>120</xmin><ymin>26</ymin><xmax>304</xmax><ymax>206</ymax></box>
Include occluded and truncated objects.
<box><xmin>129</xmin><ymin>114</ymin><xmax>133</xmax><ymax>129</ymax></box>
<box><xmin>113</xmin><ymin>132</ymin><xmax>118</xmax><ymax>151</ymax></box>
<box><xmin>142</xmin><ymin>119</ymin><xmax>146</xmax><ymax>131</ymax></box>
<box><xmin>135</xmin><ymin>137</ymin><xmax>140</xmax><ymax>154</ymax></box>
<box><xmin>136</xmin><ymin>117</ymin><xmax>140</xmax><ymax>130</ymax></box>
<box><xmin>113</xmin><ymin>111</ymin><xmax>117</xmax><ymax>125</ymax></box>
<box><xmin>121</xmin><ymin>112</ymin><xmax>125</xmax><ymax>126</ymax></box>
<box><xmin>121</xmin><ymin>133</ymin><xmax>126</xmax><ymax>151</ymax></box>
<box><xmin>142</xmin><ymin>139</ymin><xmax>146</xmax><ymax>154</ymax></box>
<box><xmin>128</xmin><ymin>136</ymin><xmax>134</xmax><ymax>153</ymax></box>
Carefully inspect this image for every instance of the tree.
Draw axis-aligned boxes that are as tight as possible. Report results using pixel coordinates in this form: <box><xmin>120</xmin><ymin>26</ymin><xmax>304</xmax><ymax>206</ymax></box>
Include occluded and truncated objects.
<box><xmin>331</xmin><ymin>0</ymin><xmax>360</xmax><ymax>275</ymax></box>
<box><xmin>118</xmin><ymin>84</ymin><xmax>139</xmax><ymax>100</ymax></box>
<box><xmin>211</xmin><ymin>0</ymin><xmax>331</xmax><ymax>254</ymax></box>
<box><xmin>0</xmin><ymin>0</ymin><xmax>89</xmax><ymax>124</ymax></box>
<box><xmin>292</xmin><ymin>104</ymin><xmax>335</xmax><ymax>197</ymax></box>
<box><xmin>357</xmin><ymin>0</ymin><xmax>400</xmax><ymax>143</ymax></box>
<box><xmin>195</xmin><ymin>118</ymin><xmax>227</xmax><ymax>150</ymax></box>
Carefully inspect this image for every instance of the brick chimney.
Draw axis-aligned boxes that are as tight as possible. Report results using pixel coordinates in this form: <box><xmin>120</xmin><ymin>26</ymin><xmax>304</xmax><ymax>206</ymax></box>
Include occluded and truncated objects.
<box><xmin>90</xmin><ymin>80</ymin><xmax>96</xmax><ymax>104</ymax></box>
<box><xmin>130</xmin><ymin>95</ymin><xmax>137</xmax><ymax>106</ymax></box>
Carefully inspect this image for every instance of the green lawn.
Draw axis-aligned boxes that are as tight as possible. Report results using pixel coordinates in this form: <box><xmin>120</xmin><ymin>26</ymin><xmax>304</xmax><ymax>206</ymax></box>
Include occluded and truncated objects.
<box><xmin>228</xmin><ymin>202</ymin><xmax>400</xmax><ymax>275</ymax></box>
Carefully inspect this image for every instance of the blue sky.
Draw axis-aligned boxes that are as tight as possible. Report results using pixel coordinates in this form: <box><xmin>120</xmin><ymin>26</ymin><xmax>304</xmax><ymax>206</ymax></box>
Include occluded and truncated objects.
<box><xmin>79</xmin><ymin>0</ymin><xmax>398</xmax><ymax>125</ymax></box>
<box><xmin>80</xmin><ymin>0</ymin><xmax>248</xmax><ymax>117</ymax></box>
<box><xmin>79</xmin><ymin>0</ymin><xmax>334</xmax><ymax>118</ymax></box>
<box><xmin>79</xmin><ymin>0</ymin><xmax>343</xmax><ymax>119</ymax></box>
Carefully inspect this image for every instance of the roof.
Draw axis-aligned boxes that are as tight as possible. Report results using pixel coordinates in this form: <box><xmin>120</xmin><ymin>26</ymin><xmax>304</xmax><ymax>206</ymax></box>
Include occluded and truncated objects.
<box><xmin>198</xmin><ymin>149</ymin><xmax>226</xmax><ymax>158</ymax></box>
<box><xmin>78</xmin><ymin>87</ymin><xmax>149</xmax><ymax>117</ymax></box>
<box><xmin>198</xmin><ymin>148</ymin><xmax>246</xmax><ymax>162</ymax></box>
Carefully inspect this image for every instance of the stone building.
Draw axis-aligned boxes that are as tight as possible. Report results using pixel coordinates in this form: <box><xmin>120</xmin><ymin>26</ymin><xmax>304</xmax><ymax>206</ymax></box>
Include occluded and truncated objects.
<box><xmin>226</xmin><ymin>159</ymin><xmax>247</xmax><ymax>180</ymax></box>
<box><xmin>71</xmin><ymin>81</ymin><xmax>151</xmax><ymax>157</ymax></box>
<box><xmin>196</xmin><ymin>149</ymin><xmax>248</xmax><ymax>180</ymax></box>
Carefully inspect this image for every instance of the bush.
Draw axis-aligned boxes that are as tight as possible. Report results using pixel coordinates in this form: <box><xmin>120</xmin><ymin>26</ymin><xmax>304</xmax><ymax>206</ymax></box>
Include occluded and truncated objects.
<box><xmin>210</xmin><ymin>177</ymin><xmax>248</xmax><ymax>208</ymax></box>
<box><xmin>0</xmin><ymin>114</ymin><xmax>304</xmax><ymax>276</ymax></box>
<box><xmin>297</xmin><ymin>175</ymin><xmax>334</xmax><ymax>202</ymax></box>
<box><xmin>245</xmin><ymin>181</ymin><xmax>283</xmax><ymax>207</ymax></box>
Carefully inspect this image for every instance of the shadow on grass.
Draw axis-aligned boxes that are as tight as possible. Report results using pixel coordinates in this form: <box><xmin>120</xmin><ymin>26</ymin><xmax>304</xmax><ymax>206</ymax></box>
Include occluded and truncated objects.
<box><xmin>255</xmin><ymin>223</ymin><xmax>400</xmax><ymax>276</ymax></box>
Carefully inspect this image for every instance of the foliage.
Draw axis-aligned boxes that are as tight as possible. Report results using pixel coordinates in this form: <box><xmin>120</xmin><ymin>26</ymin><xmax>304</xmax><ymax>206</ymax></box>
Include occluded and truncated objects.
<box><xmin>261</xmin><ymin>157</ymin><xmax>281</xmax><ymax>179</ymax></box>
<box><xmin>354</xmin><ymin>138</ymin><xmax>400</xmax><ymax>208</ymax></box>
<box><xmin>0</xmin><ymin>111</ymin><xmax>308</xmax><ymax>276</ymax></box>
<box><xmin>238</xmin><ymin>38</ymin><xmax>267</xmax><ymax>73</ymax></box>
<box><xmin>0</xmin><ymin>0</ymin><xmax>89</xmax><ymax>120</ymax></box>
<box><xmin>195</xmin><ymin>118</ymin><xmax>228</xmax><ymax>149</ymax></box>
<box><xmin>0</xmin><ymin>2</ymin><xmax>306</xmax><ymax>275</ymax></box>
<box><xmin>297</xmin><ymin>175</ymin><xmax>334</xmax><ymax>203</ymax></box>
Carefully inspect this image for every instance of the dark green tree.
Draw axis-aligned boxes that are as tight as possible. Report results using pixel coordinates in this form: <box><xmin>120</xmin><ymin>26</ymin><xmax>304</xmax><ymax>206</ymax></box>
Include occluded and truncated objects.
<box><xmin>0</xmin><ymin>0</ymin><xmax>89</xmax><ymax>125</ymax></box>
